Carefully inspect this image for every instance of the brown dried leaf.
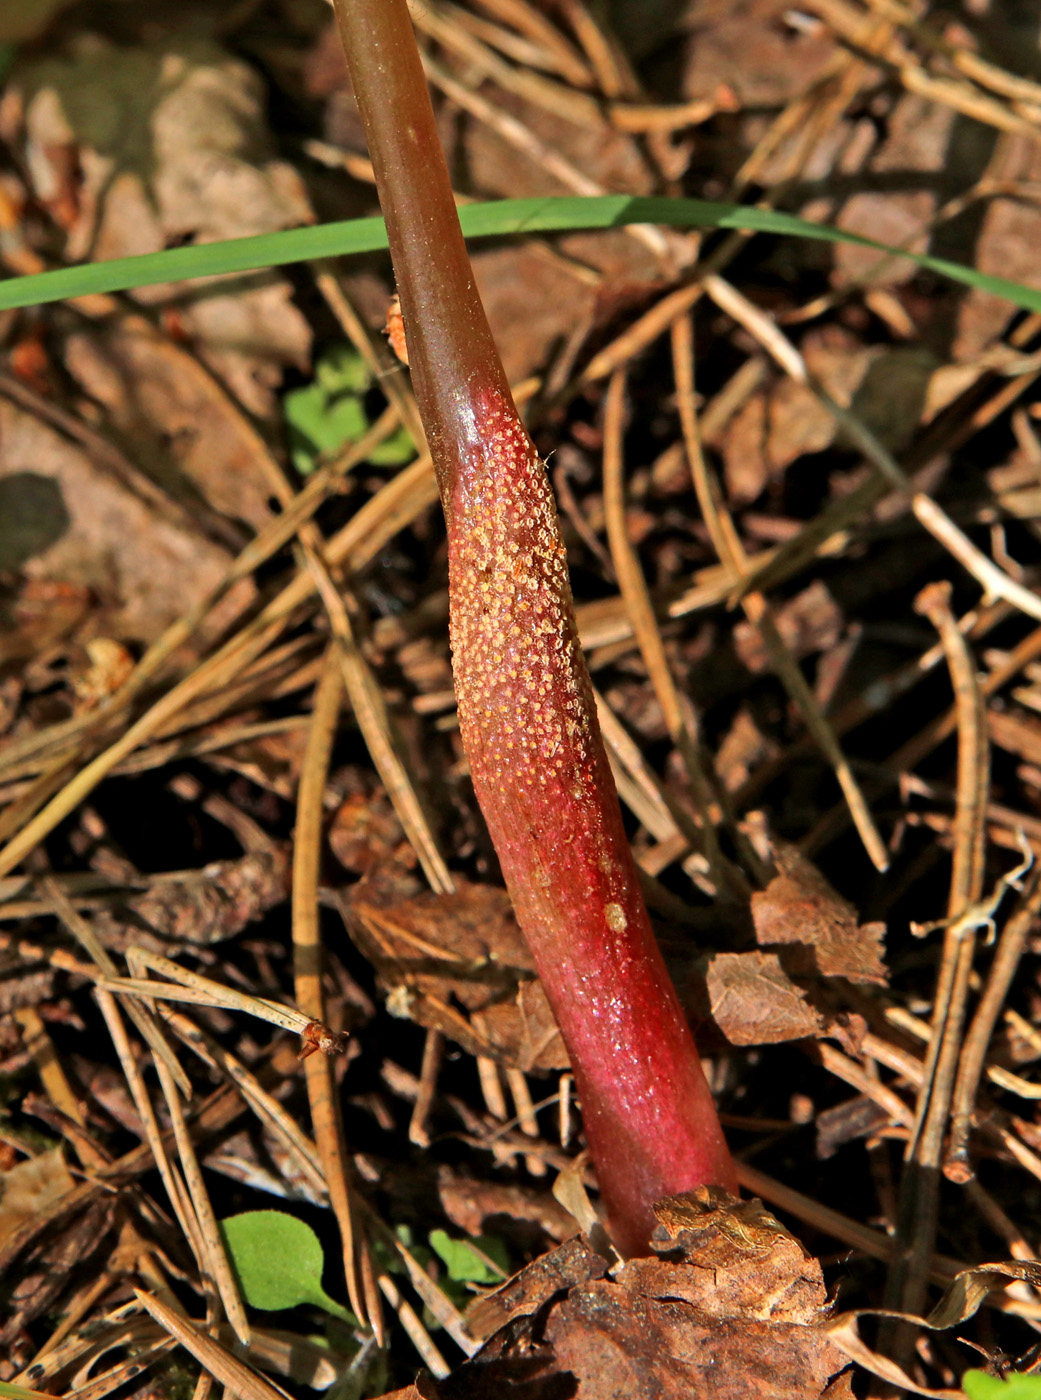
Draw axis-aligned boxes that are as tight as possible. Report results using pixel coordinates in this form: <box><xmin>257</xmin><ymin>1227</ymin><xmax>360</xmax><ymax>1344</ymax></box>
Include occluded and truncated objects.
<box><xmin>0</xmin><ymin>399</ymin><xmax>245</xmax><ymax>641</ymax></box>
<box><xmin>684</xmin><ymin>950</ymin><xmax>827</xmax><ymax>1046</ymax></box>
<box><xmin>954</xmin><ymin>142</ymin><xmax>1041</xmax><ymax>359</ymax></box>
<box><xmin>826</xmin><ymin>1259</ymin><xmax>1041</xmax><ymax>1398</ymax></box>
<box><xmin>329</xmin><ymin>774</ymin><xmax>416</xmax><ymax>876</ymax></box>
<box><xmin>645</xmin><ymin>1188</ymin><xmax>827</xmax><ymax>1324</ymax></box>
<box><xmin>435</xmin><ymin>1166</ymin><xmax>575</xmax><ymax>1246</ymax></box>
<box><xmin>0</xmin><ymin>580</ymin><xmax>92</xmax><ymax>666</ymax></box>
<box><xmin>2</xmin><ymin>1196</ymin><xmax>114</xmax><ymax>1341</ymax></box>
<box><xmin>8</xmin><ymin>37</ymin><xmax>312</xmax><ymax>416</ymax></box>
<box><xmin>0</xmin><ymin>960</ymin><xmax>57</xmax><ymax>1015</ymax></box>
<box><xmin>462</xmin><ymin>91</ymin><xmax>673</xmax><ymax>384</ymax></box>
<box><xmin>446</xmin><ymin>1190</ymin><xmax>846</xmax><ymax>1399</ymax></box>
<box><xmin>204</xmin><ymin>725</ymin><xmax>311</xmax><ymax>801</ymax></box>
<box><xmin>64</xmin><ymin>319</ymin><xmax>279</xmax><ymax>534</ymax></box>
<box><xmin>715</xmin><ymin>708</ymin><xmax>778</xmax><ymax>792</ymax></box>
<box><xmin>680</xmin><ymin>0</ymin><xmax>835</xmax><ymax>106</ymax></box>
<box><xmin>720</xmin><ymin>333</ymin><xmax>931</xmax><ymax>505</ymax></box>
<box><xmin>827</xmin><ymin>94</ymin><xmax>956</xmax><ymax>289</ymax></box>
<box><xmin>752</xmin><ymin>844</ymin><xmax>887</xmax><ymax>984</ymax></box>
<box><xmin>341</xmin><ymin>876</ymin><xmax>568</xmax><ymax>1072</ymax></box>
<box><xmin>0</xmin><ymin>1148</ymin><xmax>75</xmax><ymax>1252</ymax></box>
<box><xmin>465</xmin><ymin>1234</ymin><xmax>608</xmax><ymax>1343</ymax></box>
<box><xmin>734</xmin><ymin>581</ymin><xmax>843</xmax><ymax>675</ymax></box>
<box><xmin>91</xmin><ymin>847</ymin><xmax>291</xmax><ymax>951</ymax></box>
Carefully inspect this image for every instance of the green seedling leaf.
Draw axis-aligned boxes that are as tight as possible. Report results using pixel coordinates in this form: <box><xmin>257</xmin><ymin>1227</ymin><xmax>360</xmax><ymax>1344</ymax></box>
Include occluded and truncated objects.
<box><xmin>964</xmin><ymin>1373</ymin><xmax>1041</xmax><ymax>1399</ymax></box>
<box><xmin>285</xmin><ymin>382</ymin><xmax>367</xmax><ymax>472</ymax></box>
<box><xmin>0</xmin><ymin>1384</ymin><xmax>54</xmax><ymax>1400</ymax></box>
<box><xmin>1</xmin><ymin>196</ymin><xmax>1039</xmax><ymax>316</ymax></box>
<box><xmin>315</xmin><ymin>344</ymin><xmax>371</xmax><ymax>397</ymax></box>
<box><xmin>220</xmin><ymin>1210</ymin><xmax>356</xmax><ymax>1324</ymax></box>
<box><xmin>284</xmin><ymin>345</ymin><xmax>413</xmax><ymax>473</ymax></box>
<box><xmin>428</xmin><ymin>1228</ymin><xmax>509</xmax><ymax>1286</ymax></box>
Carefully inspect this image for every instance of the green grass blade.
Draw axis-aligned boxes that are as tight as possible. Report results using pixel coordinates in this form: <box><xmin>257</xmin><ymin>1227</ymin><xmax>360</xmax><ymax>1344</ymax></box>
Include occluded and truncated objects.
<box><xmin>0</xmin><ymin>194</ymin><xmax>1037</xmax><ymax>315</ymax></box>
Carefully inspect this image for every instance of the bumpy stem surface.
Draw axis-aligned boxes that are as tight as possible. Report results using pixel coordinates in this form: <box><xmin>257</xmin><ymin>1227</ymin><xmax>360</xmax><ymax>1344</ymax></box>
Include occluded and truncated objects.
<box><xmin>334</xmin><ymin>0</ymin><xmax>736</xmax><ymax>1255</ymax></box>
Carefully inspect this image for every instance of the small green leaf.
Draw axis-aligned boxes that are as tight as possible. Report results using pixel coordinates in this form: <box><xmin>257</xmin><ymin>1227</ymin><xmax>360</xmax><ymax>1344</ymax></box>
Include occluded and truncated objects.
<box><xmin>963</xmin><ymin>1371</ymin><xmax>1041</xmax><ymax>1399</ymax></box>
<box><xmin>315</xmin><ymin>345</ymin><xmax>371</xmax><ymax>397</ymax></box>
<box><xmin>428</xmin><ymin>1229</ymin><xmax>509</xmax><ymax>1285</ymax></box>
<box><xmin>219</xmin><ymin>1210</ymin><xmax>356</xmax><ymax>1324</ymax></box>
<box><xmin>369</xmin><ymin>424</ymin><xmax>415</xmax><ymax>466</ymax></box>
<box><xmin>0</xmin><ymin>1384</ymin><xmax>54</xmax><ymax>1400</ymax></box>
<box><xmin>284</xmin><ymin>345</ymin><xmax>401</xmax><ymax>473</ymax></box>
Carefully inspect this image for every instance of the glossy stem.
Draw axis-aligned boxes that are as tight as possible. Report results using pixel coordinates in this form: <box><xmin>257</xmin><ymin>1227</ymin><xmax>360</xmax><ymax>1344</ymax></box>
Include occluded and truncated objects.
<box><xmin>333</xmin><ymin>0</ymin><xmax>736</xmax><ymax>1255</ymax></box>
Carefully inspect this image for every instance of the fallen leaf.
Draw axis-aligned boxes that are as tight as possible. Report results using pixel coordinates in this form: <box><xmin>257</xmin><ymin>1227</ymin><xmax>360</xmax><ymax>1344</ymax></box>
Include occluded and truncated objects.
<box><xmin>1</xmin><ymin>1196</ymin><xmax>115</xmax><ymax>1345</ymax></box>
<box><xmin>826</xmin><ymin>1259</ymin><xmax>1041</xmax><ymax>1398</ymax></box>
<box><xmin>680</xmin><ymin>0</ymin><xmax>835</xmax><ymax>106</ymax></box>
<box><xmin>7</xmin><ymin>37</ymin><xmax>312</xmax><ymax>415</ymax></box>
<box><xmin>683</xmin><ymin>950</ymin><xmax>827</xmax><ymax>1046</ymax></box>
<box><xmin>715</xmin><ymin>707</ymin><xmax>778</xmax><ymax>792</ymax></box>
<box><xmin>63</xmin><ymin>316</ymin><xmax>281</xmax><ymax>534</ymax></box>
<box><xmin>0</xmin><ymin>397</ymin><xmax>244</xmax><ymax>641</ymax></box>
<box><xmin>465</xmin><ymin>1234</ymin><xmax>608</xmax><ymax>1344</ymax></box>
<box><xmin>460</xmin><ymin>77</ymin><xmax>678</xmax><ymax>383</ymax></box>
<box><xmin>0</xmin><ymin>1149</ymin><xmax>74</xmax><ymax>1252</ymax></box>
<box><xmin>0</xmin><ymin>579</ymin><xmax>91</xmax><ymax>666</ymax></box>
<box><xmin>328</xmin><ymin>773</ymin><xmax>416</xmax><ymax>876</ymax></box>
<box><xmin>721</xmin><ymin>333</ymin><xmax>933</xmax><ymax>504</ymax></box>
<box><xmin>827</xmin><ymin>93</ymin><xmax>956</xmax><ymax>289</ymax></box>
<box><xmin>434</xmin><ymin>1165</ymin><xmax>576</xmax><ymax>1246</ymax></box>
<box><xmin>91</xmin><ymin>847</ymin><xmax>291</xmax><ymax>951</ymax></box>
<box><xmin>734</xmin><ymin>581</ymin><xmax>843</xmax><ymax>674</ymax></box>
<box><xmin>342</xmin><ymin>877</ymin><xmax>568</xmax><ymax>1072</ymax></box>
<box><xmin>752</xmin><ymin>844</ymin><xmax>887</xmax><ymax>984</ymax></box>
<box><xmin>444</xmin><ymin>1189</ymin><xmax>848</xmax><ymax>1399</ymax></box>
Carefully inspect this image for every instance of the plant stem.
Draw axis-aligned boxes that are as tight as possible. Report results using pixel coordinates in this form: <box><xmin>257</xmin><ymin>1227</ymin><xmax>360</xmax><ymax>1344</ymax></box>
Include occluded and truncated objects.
<box><xmin>333</xmin><ymin>0</ymin><xmax>736</xmax><ymax>1255</ymax></box>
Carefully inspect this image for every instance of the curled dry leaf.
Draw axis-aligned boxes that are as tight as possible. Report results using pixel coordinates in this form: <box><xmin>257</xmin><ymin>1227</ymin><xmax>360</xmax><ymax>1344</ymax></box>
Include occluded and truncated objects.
<box><xmin>340</xmin><ymin>875</ymin><xmax>567</xmax><ymax>1073</ymax></box>
<box><xmin>409</xmin><ymin>1189</ymin><xmax>849</xmax><ymax>1400</ymax></box>
<box><xmin>827</xmin><ymin>1259</ymin><xmax>1041</xmax><ymax>1398</ymax></box>
<box><xmin>751</xmin><ymin>844</ymin><xmax>887</xmax><ymax>985</ymax></box>
<box><xmin>91</xmin><ymin>847</ymin><xmax>291</xmax><ymax>951</ymax></box>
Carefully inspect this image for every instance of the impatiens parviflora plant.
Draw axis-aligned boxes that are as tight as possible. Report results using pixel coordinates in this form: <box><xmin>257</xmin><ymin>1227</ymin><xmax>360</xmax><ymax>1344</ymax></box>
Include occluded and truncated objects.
<box><xmin>332</xmin><ymin>0</ymin><xmax>737</xmax><ymax>1256</ymax></box>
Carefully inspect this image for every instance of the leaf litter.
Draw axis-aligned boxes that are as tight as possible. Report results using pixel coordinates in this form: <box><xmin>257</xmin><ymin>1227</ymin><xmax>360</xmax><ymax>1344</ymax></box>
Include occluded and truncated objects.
<box><xmin>5</xmin><ymin>0</ymin><xmax>1041</xmax><ymax>1396</ymax></box>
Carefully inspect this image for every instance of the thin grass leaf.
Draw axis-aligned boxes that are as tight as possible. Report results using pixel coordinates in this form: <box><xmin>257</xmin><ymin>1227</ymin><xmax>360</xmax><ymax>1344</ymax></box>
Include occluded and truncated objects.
<box><xmin>0</xmin><ymin>195</ymin><xmax>1038</xmax><ymax>313</ymax></box>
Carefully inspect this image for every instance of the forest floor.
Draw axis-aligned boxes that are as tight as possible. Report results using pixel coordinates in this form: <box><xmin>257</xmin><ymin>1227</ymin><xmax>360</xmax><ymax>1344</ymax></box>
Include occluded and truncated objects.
<box><xmin>3</xmin><ymin>0</ymin><xmax>1041</xmax><ymax>1396</ymax></box>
